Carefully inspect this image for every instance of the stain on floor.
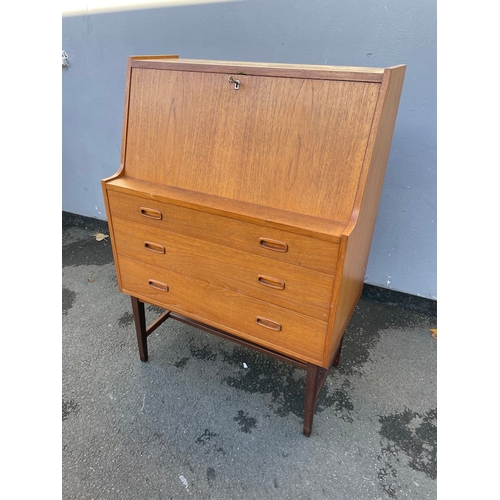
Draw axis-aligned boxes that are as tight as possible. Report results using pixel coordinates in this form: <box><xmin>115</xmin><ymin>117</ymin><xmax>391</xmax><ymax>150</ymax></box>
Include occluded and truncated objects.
<box><xmin>320</xmin><ymin>380</ymin><xmax>355</xmax><ymax>423</ymax></box>
<box><xmin>118</xmin><ymin>311</ymin><xmax>134</xmax><ymax>327</ymax></box>
<box><xmin>377</xmin><ymin>444</ymin><xmax>400</xmax><ymax>499</ymax></box>
<box><xmin>177</xmin><ymin>335</ymin><xmax>357</xmax><ymax>421</ymax></box>
<box><xmin>339</xmin><ymin>299</ymin><xmax>433</xmax><ymax>377</ymax></box>
<box><xmin>222</xmin><ymin>346</ymin><xmax>309</xmax><ymax>418</ymax></box>
<box><xmin>206</xmin><ymin>467</ymin><xmax>216</xmax><ymax>481</ymax></box>
<box><xmin>222</xmin><ymin>345</ymin><xmax>352</xmax><ymax>420</ymax></box>
<box><xmin>379</xmin><ymin>407</ymin><xmax>437</xmax><ymax>480</ymax></box>
<box><xmin>233</xmin><ymin>410</ymin><xmax>257</xmax><ymax>433</ymax></box>
<box><xmin>62</xmin><ymin>398</ymin><xmax>80</xmax><ymax>421</ymax></box>
<box><xmin>62</xmin><ymin>237</ymin><xmax>114</xmax><ymax>267</ymax></box>
<box><xmin>189</xmin><ymin>339</ymin><xmax>218</xmax><ymax>361</ymax></box>
<box><xmin>62</xmin><ymin>287</ymin><xmax>77</xmax><ymax>316</ymax></box>
<box><xmin>174</xmin><ymin>357</ymin><xmax>190</xmax><ymax>369</ymax></box>
<box><xmin>195</xmin><ymin>429</ymin><xmax>219</xmax><ymax>444</ymax></box>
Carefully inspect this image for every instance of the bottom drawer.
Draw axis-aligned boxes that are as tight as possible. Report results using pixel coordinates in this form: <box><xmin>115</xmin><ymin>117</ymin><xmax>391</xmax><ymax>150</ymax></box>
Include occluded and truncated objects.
<box><xmin>118</xmin><ymin>255</ymin><xmax>327</xmax><ymax>364</ymax></box>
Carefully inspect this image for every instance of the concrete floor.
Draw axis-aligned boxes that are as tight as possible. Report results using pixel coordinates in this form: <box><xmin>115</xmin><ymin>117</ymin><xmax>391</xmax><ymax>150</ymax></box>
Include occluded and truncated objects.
<box><xmin>62</xmin><ymin>212</ymin><xmax>437</xmax><ymax>500</ymax></box>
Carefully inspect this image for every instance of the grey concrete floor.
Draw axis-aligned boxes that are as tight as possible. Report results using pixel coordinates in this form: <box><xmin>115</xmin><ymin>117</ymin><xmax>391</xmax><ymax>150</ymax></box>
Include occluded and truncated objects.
<box><xmin>62</xmin><ymin>213</ymin><xmax>437</xmax><ymax>500</ymax></box>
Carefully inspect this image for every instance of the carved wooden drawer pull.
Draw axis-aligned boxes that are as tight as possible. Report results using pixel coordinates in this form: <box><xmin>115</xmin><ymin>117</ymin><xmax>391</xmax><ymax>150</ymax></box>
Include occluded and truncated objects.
<box><xmin>259</xmin><ymin>237</ymin><xmax>288</xmax><ymax>253</ymax></box>
<box><xmin>148</xmin><ymin>279</ymin><xmax>169</xmax><ymax>291</ymax></box>
<box><xmin>144</xmin><ymin>241</ymin><xmax>166</xmax><ymax>254</ymax></box>
<box><xmin>258</xmin><ymin>275</ymin><xmax>285</xmax><ymax>290</ymax></box>
<box><xmin>256</xmin><ymin>316</ymin><xmax>282</xmax><ymax>332</ymax></box>
<box><xmin>140</xmin><ymin>207</ymin><xmax>162</xmax><ymax>220</ymax></box>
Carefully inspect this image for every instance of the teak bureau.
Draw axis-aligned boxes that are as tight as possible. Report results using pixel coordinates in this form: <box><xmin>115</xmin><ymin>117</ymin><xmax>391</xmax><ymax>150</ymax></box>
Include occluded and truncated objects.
<box><xmin>102</xmin><ymin>55</ymin><xmax>406</xmax><ymax>436</ymax></box>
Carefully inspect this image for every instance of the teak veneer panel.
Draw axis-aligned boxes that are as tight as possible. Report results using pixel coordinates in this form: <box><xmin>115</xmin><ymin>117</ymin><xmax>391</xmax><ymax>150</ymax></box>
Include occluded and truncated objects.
<box><xmin>118</xmin><ymin>255</ymin><xmax>328</xmax><ymax>365</ymax></box>
<box><xmin>323</xmin><ymin>65</ymin><xmax>406</xmax><ymax>366</ymax></box>
<box><xmin>124</xmin><ymin>68</ymin><xmax>380</xmax><ymax>221</ymax></box>
<box><xmin>101</xmin><ymin>56</ymin><xmax>406</xmax><ymax>436</ymax></box>
<box><xmin>104</xmin><ymin>177</ymin><xmax>347</xmax><ymax>239</ymax></box>
<box><xmin>106</xmin><ymin>189</ymin><xmax>339</xmax><ymax>275</ymax></box>
<box><xmin>112</xmin><ymin>216</ymin><xmax>334</xmax><ymax>320</ymax></box>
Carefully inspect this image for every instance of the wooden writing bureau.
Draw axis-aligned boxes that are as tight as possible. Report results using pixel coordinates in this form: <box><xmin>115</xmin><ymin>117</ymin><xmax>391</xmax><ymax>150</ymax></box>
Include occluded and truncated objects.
<box><xmin>101</xmin><ymin>55</ymin><xmax>405</xmax><ymax>436</ymax></box>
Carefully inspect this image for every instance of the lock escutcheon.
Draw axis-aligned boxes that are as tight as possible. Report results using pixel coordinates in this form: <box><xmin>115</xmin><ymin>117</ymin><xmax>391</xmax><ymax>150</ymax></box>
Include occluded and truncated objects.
<box><xmin>228</xmin><ymin>76</ymin><xmax>240</xmax><ymax>90</ymax></box>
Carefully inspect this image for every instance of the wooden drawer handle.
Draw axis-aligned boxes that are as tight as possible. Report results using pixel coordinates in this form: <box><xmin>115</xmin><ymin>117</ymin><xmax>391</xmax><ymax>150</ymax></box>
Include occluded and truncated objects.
<box><xmin>259</xmin><ymin>237</ymin><xmax>288</xmax><ymax>253</ymax></box>
<box><xmin>140</xmin><ymin>207</ymin><xmax>162</xmax><ymax>220</ymax></box>
<box><xmin>256</xmin><ymin>316</ymin><xmax>282</xmax><ymax>332</ymax></box>
<box><xmin>144</xmin><ymin>241</ymin><xmax>166</xmax><ymax>254</ymax></box>
<box><xmin>148</xmin><ymin>279</ymin><xmax>169</xmax><ymax>292</ymax></box>
<box><xmin>258</xmin><ymin>275</ymin><xmax>285</xmax><ymax>290</ymax></box>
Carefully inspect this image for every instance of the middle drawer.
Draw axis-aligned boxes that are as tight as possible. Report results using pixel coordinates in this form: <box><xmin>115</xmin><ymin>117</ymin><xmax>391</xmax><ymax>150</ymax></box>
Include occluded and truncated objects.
<box><xmin>112</xmin><ymin>216</ymin><xmax>333</xmax><ymax>320</ymax></box>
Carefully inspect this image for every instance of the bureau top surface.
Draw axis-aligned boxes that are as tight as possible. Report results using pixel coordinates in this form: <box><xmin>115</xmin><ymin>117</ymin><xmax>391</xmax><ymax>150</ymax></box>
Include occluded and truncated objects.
<box><xmin>128</xmin><ymin>56</ymin><xmax>390</xmax><ymax>82</ymax></box>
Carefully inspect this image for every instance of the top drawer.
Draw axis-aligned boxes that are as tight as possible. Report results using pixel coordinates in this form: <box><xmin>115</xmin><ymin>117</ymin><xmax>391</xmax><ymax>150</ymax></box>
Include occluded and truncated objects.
<box><xmin>106</xmin><ymin>190</ymin><xmax>338</xmax><ymax>275</ymax></box>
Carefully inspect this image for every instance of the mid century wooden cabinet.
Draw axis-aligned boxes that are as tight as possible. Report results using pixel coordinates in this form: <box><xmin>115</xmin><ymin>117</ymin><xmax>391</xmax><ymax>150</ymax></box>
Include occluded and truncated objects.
<box><xmin>101</xmin><ymin>55</ymin><xmax>405</xmax><ymax>436</ymax></box>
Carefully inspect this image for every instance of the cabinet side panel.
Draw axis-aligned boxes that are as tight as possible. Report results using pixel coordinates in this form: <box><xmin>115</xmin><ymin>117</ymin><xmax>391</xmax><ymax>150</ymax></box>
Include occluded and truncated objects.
<box><xmin>100</xmin><ymin>184</ymin><xmax>124</xmax><ymax>290</ymax></box>
<box><xmin>124</xmin><ymin>68</ymin><xmax>379</xmax><ymax>221</ymax></box>
<box><xmin>324</xmin><ymin>66</ymin><xmax>406</xmax><ymax>365</ymax></box>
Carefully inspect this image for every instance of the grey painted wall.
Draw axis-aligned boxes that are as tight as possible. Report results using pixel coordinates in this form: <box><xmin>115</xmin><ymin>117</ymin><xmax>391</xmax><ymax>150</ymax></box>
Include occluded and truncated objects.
<box><xmin>62</xmin><ymin>0</ymin><xmax>436</xmax><ymax>299</ymax></box>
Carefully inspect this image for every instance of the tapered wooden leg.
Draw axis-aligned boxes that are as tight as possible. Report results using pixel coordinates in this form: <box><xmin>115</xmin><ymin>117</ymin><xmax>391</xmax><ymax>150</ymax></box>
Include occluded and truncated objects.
<box><xmin>332</xmin><ymin>336</ymin><xmax>344</xmax><ymax>367</ymax></box>
<box><xmin>303</xmin><ymin>363</ymin><xmax>320</xmax><ymax>437</ymax></box>
<box><xmin>131</xmin><ymin>296</ymin><xmax>148</xmax><ymax>362</ymax></box>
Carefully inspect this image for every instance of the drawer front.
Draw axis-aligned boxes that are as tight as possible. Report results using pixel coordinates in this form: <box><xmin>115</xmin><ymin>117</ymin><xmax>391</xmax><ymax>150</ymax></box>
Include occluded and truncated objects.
<box><xmin>118</xmin><ymin>255</ymin><xmax>327</xmax><ymax>364</ymax></box>
<box><xmin>107</xmin><ymin>190</ymin><xmax>337</xmax><ymax>275</ymax></box>
<box><xmin>112</xmin><ymin>217</ymin><xmax>334</xmax><ymax>320</ymax></box>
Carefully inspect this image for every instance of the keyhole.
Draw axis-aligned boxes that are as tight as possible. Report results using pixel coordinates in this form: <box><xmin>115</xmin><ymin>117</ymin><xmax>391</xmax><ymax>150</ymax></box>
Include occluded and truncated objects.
<box><xmin>228</xmin><ymin>76</ymin><xmax>240</xmax><ymax>90</ymax></box>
